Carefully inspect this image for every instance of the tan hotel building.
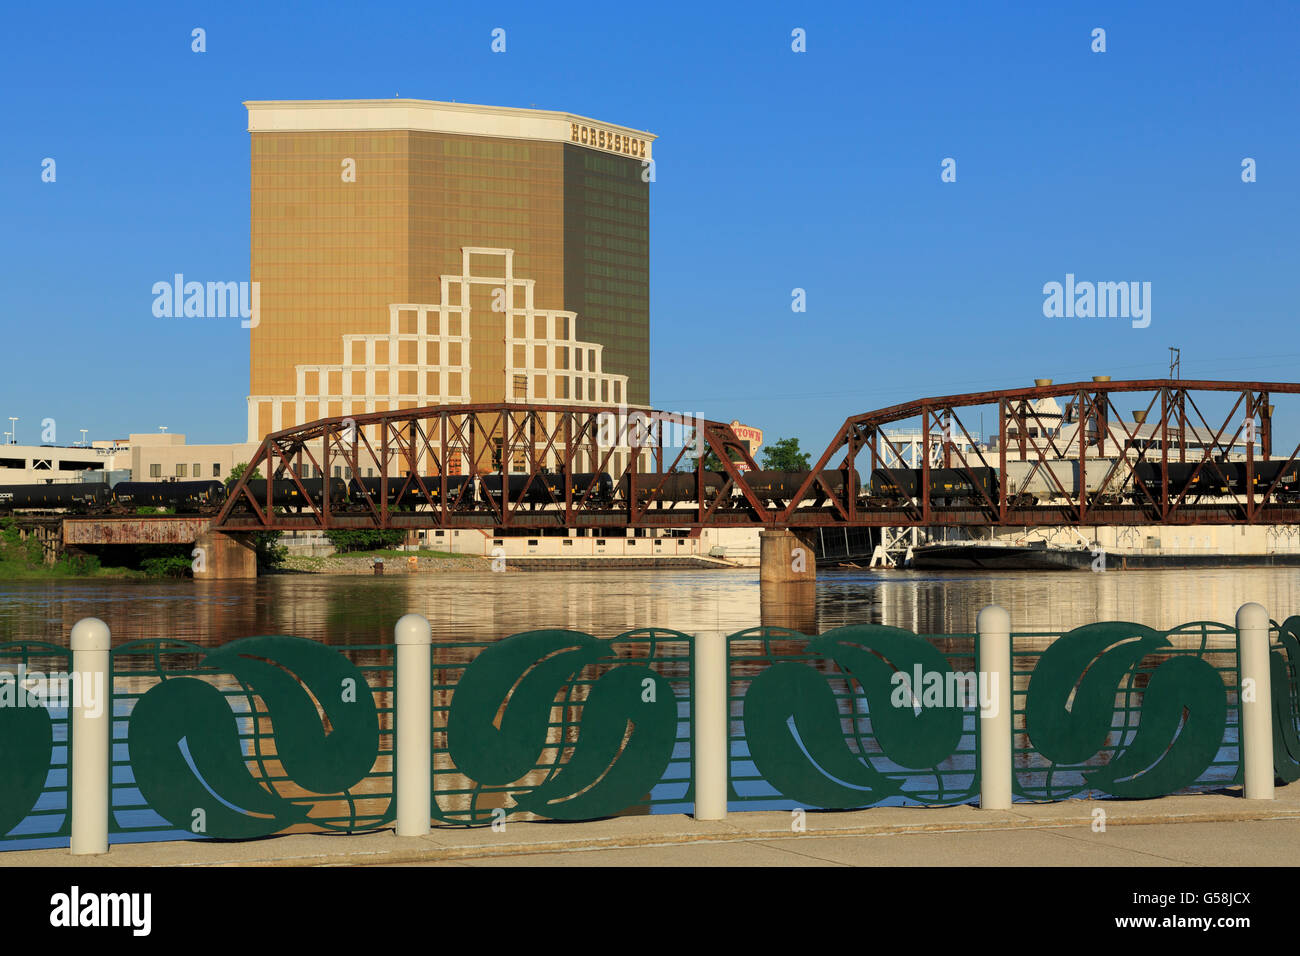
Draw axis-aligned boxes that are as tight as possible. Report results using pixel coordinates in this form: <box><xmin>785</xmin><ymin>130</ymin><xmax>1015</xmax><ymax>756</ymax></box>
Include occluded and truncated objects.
<box><xmin>245</xmin><ymin>99</ymin><xmax>654</xmax><ymax>448</ymax></box>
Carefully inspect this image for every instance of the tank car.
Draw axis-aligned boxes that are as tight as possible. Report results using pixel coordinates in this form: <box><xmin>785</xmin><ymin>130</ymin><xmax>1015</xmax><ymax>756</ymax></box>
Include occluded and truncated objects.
<box><xmin>0</xmin><ymin>483</ymin><xmax>109</xmax><ymax>513</ymax></box>
<box><xmin>111</xmin><ymin>480</ymin><xmax>226</xmax><ymax>513</ymax></box>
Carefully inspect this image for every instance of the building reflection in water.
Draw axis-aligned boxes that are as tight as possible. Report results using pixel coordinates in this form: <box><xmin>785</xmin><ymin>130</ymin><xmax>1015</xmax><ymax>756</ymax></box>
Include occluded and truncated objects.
<box><xmin>2</xmin><ymin>567</ymin><xmax>1299</xmax><ymax>650</ymax></box>
<box><xmin>759</xmin><ymin>580</ymin><xmax>817</xmax><ymax>633</ymax></box>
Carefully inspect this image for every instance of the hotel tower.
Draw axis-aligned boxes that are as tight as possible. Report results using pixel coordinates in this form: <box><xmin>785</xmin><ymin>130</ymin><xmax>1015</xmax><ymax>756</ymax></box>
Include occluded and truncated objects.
<box><xmin>244</xmin><ymin>98</ymin><xmax>654</xmax><ymax>444</ymax></box>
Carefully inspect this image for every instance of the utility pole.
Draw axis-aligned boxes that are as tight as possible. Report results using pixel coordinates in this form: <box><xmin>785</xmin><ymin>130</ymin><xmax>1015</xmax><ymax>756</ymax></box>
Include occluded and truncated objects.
<box><xmin>1169</xmin><ymin>347</ymin><xmax>1180</xmax><ymax>380</ymax></box>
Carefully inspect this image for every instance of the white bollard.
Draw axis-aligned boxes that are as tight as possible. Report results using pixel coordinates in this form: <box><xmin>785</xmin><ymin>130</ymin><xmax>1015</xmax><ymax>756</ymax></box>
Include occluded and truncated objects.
<box><xmin>1237</xmin><ymin>602</ymin><xmax>1274</xmax><ymax>801</ymax></box>
<box><xmin>693</xmin><ymin>631</ymin><xmax>728</xmax><ymax>820</ymax></box>
<box><xmin>70</xmin><ymin>617</ymin><xmax>111</xmax><ymax>856</ymax></box>
<box><xmin>395</xmin><ymin>613</ymin><xmax>432</xmax><ymax>836</ymax></box>
<box><xmin>977</xmin><ymin>605</ymin><xmax>1013</xmax><ymax>810</ymax></box>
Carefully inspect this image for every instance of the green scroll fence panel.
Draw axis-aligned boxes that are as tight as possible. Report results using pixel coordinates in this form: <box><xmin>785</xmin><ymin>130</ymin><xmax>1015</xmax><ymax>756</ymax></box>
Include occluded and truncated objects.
<box><xmin>429</xmin><ymin>628</ymin><xmax>693</xmax><ymax>825</ymax></box>
<box><xmin>727</xmin><ymin>625</ymin><xmax>981</xmax><ymax>810</ymax></box>
<box><xmin>1270</xmin><ymin>616</ymin><xmax>1300</xmax><ymax>783</ymax></box>
<box><xmin>108</xmin><ymin>636</ymin><xmax>396</xmax><ymax>844</ymax></box>
<box><xmin>0</xmin><ymin>641</ymin><xmax>73</xmax><ymax>850</ymax></box>
<box><xmin>1013</xmin><ymin>621</ymin><xmax>1242</xmax><ymax>801</ymax></box>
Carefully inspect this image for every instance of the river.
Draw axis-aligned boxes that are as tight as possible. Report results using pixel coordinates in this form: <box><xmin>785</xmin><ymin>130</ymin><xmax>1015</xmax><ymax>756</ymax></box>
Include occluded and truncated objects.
<box><xmin>1</xmin><ymin>566</ymin><xmax>1298</xmax><ymax>647</ymax></box>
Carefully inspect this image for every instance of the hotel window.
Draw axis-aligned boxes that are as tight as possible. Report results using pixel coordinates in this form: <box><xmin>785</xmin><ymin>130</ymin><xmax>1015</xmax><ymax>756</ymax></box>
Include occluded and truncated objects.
<box><xmin>176</xmin><ymin>464</ymin><xmax>187</xmax><ymax>477</ymax></box>
<box><xmin>213</xmin><ymin>463</ymin><xmax>221</xmax><ymax>477</ymax></box>
<box><xmin>193</xmin><ymin>463</ymin><xmax>201</xmax><ymax>476</ymax></box>
<box><xmin>150</xmin><ymin>464</ymin><xmax>162</xmax><ymax>478</ymax></box>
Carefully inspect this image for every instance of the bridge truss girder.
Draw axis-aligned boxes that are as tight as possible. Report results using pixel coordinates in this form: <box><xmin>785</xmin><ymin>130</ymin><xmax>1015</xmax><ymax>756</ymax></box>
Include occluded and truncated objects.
<box><xmin>210</xmin><ymin>381</ymin><xmax>1300</xmax><ymax>534</ymax></box>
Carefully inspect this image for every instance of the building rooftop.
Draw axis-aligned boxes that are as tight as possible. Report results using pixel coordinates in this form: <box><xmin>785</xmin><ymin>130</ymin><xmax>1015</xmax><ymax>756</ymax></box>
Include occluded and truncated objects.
<box><xmin>244</xmin><ymin>98</ymin><xmax>656</xmax><ymax>158</ymax></box>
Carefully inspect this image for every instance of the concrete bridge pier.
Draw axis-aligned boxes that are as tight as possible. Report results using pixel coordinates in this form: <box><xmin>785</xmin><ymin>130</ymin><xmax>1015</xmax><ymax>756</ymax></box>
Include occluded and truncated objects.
<box><xmin>759</xmin><ymin>529</ymin><xmax>817</xmax><ymax>631</ymax></box>
<box><xmin>759</xmin><ymin>529</ymin><xmax>818</xmax><ymax>585</ymax></box>
<box><xmin>193</xmin><ymin>527</ymin><xmax>257</xmax><ymax>580</ymax></box>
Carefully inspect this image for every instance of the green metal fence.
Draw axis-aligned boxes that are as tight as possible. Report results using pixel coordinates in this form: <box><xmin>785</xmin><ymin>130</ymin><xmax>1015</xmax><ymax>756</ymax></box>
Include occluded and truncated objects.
<box><xmin>1</xmin><ymin>611</ymin><xmax>1296</xmax><ymax>851</ymax></box>
<box><xmin>1011</xmin><ymin>622</ymin><xmax>1242</xmax><ymax>801</ymax></box>
<box><xmin>727</xmin><ymin>626</ymin><xmax>981</xmax><ymax>809</ymax></box>
<box><xmin>0</xmin><ymin>641</ymin><xmax>72</xmax><ymax>849</ymax></box>
<box><xmin>1270</xmin><ymin>616</ymin><xmax>1300</xmax><ymax>782</ymax></box>
<box><xmin>108</xmin><ymin>638</ymin><xmax>396</xmax><ymax>843</ymax></box>
<box><xmin>427</xmin><ymin>628</ymin><xmax>693</xmax><ymax>825</ymax></box>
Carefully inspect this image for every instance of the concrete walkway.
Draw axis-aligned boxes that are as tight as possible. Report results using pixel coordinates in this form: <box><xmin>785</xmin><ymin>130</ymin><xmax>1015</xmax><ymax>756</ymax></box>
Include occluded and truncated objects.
<box><xmin>6</xmin><ymin>783</ymin><xmax>1300</xmax><ymax>867</ymax></box>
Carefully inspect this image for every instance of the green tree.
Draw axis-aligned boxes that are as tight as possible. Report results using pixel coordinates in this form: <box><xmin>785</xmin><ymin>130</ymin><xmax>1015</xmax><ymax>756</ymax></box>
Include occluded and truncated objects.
<box><xmin>686</xmin><ymin>431</ymin><xmax>743</xmax><ymax>472</ymax></box>
<box><xmin>224</xmin><ymin>462</ymin><xmax>284</xmax><ymax>568</ymax></box>
<box><xmin>324</xmin><ymin>529</ymin><xmax>407</xmax><ymax>553</ymax></box>
<box><xmin>252</xmin><ymin>531</ymin><xmax>288</xmax><ymax>569</ymax></box>
<box><xmin>225</xmin><ymin>462</ymin><xmax>262</xmax><ymax>491</ymax></box>
<box><xmin>760</xmin><ymin>437</ymin><xmax>811</xmax><ymax>471</ymax></box>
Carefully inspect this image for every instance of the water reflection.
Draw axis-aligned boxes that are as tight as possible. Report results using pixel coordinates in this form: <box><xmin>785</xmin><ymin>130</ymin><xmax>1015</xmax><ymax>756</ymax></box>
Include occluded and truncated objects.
<box><xmin>0</xmin><ymin>566</ymin><xmax>1298</xmax><ymax>649</ymax></box>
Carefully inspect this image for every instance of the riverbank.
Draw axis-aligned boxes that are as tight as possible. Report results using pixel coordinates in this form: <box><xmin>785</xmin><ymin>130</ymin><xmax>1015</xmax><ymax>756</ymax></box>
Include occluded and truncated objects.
<box><xmin>274</xmin><ymin>551</ymin><xmax>740</xmax><ymax>573</ymax></box>
<box><xmin>0</xmin><ymin>518</ymin><xmax>141</xmax><ymax>580</ymax></box>
<box><xmin>278</xmin><ymin>549</ymin><xmax>501</xmax><ymax>574</ymax></box>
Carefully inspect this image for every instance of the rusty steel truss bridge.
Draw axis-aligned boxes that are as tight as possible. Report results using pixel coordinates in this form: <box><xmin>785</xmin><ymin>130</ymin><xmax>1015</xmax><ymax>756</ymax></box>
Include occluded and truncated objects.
<box><xmin>210</xmin><ymin>380</ymin><xmax>1300</xmax><ymax>534</ymax></box>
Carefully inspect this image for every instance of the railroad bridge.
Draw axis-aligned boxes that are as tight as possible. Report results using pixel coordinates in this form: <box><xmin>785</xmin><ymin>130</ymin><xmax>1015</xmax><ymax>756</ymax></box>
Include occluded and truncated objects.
<box><xmin>196</xmin><ymin>379</ymin><xmax>1300</xmax><ymax>580</ymax></box>
<box><xmin>26</xmin><ymin>380</ymin><xmax>1296</xmax><ymax>581</ymax></box>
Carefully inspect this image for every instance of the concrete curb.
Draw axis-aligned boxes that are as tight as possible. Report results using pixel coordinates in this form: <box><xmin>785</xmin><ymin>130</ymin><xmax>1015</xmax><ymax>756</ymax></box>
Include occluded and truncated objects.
<box><xmin>7</xmin><ymin>787</ymin><xmax>1300</xmax><ymax>867</ymax></box>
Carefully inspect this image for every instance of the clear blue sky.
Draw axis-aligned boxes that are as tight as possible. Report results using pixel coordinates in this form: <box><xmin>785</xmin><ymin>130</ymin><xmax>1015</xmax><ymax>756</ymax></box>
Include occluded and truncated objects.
<box><xmin>2</xmin><ymin>1</ymin><xmax>1297</xmax><ymax>456</ymax></box>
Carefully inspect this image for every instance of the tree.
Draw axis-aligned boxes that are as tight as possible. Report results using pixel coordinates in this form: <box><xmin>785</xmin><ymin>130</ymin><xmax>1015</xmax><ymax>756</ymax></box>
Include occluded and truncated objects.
<box><xmin>760</xmin><ymin>437</ymin><xmax>811</xmax><ymax>472</ymax></box>
<box><xmin>224</xmin><ymin>462</ymin><xmax>283</xmax><ymax>568</ymax></box>
<box><xmin>225</xmin><ymin>461</ymin><xmax>262</xmax><ymax>491</ymax></box>
<box><xmin>686</xmin><ymin>431</ymin><xmax>743</xmax><ymax>472</ymax></box>
<box><xmin>324</xmin><ymin>529</ymin><xmax>407</xmax><ymax>553</ymax></box>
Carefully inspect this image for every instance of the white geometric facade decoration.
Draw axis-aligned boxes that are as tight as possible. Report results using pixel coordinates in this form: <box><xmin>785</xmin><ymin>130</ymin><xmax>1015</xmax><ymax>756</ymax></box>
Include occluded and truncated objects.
<box><xmin>246</xmin><ymin>247</ymin><xmax>631</xmax><ymax>442</ymax></box>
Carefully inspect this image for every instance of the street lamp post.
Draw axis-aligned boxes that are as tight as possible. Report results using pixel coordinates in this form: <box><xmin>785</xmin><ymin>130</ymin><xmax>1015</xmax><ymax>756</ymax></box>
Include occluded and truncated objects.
<box><xmin>7</xmin><ymin>418</ymin><xmax>16</xmax><ymax>445</ymax></box>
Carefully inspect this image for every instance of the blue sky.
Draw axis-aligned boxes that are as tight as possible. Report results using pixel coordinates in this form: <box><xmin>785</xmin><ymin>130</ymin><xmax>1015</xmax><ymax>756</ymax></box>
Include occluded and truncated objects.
<box><xmin>2</xmin><ymin>1</ymin><xmax>1297</xmax><ymax>456</ymax></box>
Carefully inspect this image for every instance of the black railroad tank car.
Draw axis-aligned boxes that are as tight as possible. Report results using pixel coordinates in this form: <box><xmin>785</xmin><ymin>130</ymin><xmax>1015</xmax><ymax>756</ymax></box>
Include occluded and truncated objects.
<box><xmin>348</xmin><ymin>475</ymin><xmax>476</xmax><ymax>508</ymax></box>
<box><xmin>479</xmin><ymin>473</ymin><xmax>563</xmax><ymax>505</ymax></box>
<box><xmin>616</xmin><ymin>471</ymin><xmax>725</xmax><ymax>504</ymax></box>
<box><xmin>111</xmin><ymin>480</ymin><xmax>225</xmax><ymax>512</ymax></box>
<box><xmin>569</xmin><ymin>472</ymin><xmax>615</xmax><ymax>503</ymax></box>
<box><xmin>740</xmin><ymin>469</ymin><xmax>860</xmax><ymax>502</ymax></box>
<box><xmin>239</xmin><ymin>478</ymin><xmax>350</xmax><ymax>510</ymax></box>
<box><xmin>1223</xmin><ymin>460</ymin><xmax>1300</xmax><ymax>498</ymax></box>
<box><xmin>1132</xmin><ymin>462</ymin><xmax>1230</xmax><ymax>498</ymax></box>
<box><xmin>868</xmin><ymin>467</ymin><xmax>998</xmax><ymax>501</ymax></box>
<box><xmin>477</xmin><ymin>472</ymin><xmax>613</xmax><ymax>506</ymax></box>
<box><xmin>0</xmin><ymin>483</ymin><xmax>109</xmax><ymax>513</ymax></box>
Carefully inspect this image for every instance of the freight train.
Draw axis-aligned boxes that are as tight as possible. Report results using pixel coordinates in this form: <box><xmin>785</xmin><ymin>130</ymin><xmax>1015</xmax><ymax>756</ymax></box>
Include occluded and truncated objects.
<box><xmin>0</xmin><ymin>478</ymin><xmax>334</xmax><ymax>516</ymax></box>
<box><xmin>864</xmin><ymin>459</ymin><xmax>1300</xmax><ymax>506</ymax></box>
<box><xmin>2</xmin><ymin>457</ymin><xmax>1296</xmax><ymax>518</ymax></box>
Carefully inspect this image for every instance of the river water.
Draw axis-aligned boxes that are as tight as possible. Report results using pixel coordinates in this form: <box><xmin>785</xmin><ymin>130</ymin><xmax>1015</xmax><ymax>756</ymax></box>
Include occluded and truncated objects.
<box><xmin>1</xmin><ymin>566</ymin><xmax>1298</xmax><ymax>647</ymax></box>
